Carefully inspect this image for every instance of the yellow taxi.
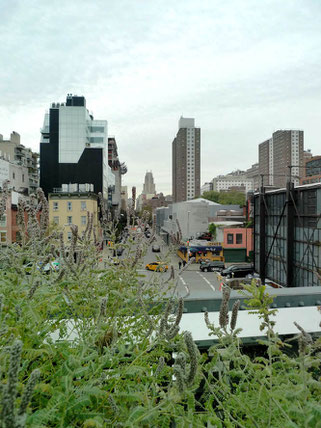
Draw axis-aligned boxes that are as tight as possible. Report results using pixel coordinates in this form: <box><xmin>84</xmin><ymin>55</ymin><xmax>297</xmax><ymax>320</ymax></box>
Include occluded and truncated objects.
<box><xmin>145</xmin><ymin>262</ymin><xmax>169</xmax><ymax>272</ymax></box>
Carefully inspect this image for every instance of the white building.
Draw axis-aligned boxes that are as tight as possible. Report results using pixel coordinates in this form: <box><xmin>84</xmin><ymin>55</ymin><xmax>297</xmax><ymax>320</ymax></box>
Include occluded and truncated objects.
<box><xmin>0</xmin><ymin>158</ymin><xmax>29</xmax><ymax>193</ymax></box>
<box><xmin>162</xmin><ymin>199</ymin><xmax>210</xmax><ymax>241</ymax></box>
<box><xmin>212</xmin><ymin>170</ymin><xmax>254</xmax><ymax>193</ymax></box>
<box><xmin>201</xmin><ymin>182</ymin><xmax>213</xmax><ymax>193</ymax></box>
<box><xmin>0</xmin><ymin>132</ymin><xmax>39</xmax><ymax>194</ymax></box>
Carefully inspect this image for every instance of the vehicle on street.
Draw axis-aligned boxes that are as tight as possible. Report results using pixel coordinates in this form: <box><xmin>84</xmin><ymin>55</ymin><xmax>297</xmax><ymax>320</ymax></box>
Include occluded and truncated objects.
<box><xmin>145</xmin><ymin>262</ymin><xmax>168</xmax><ymax>272</ymax></box>
<box><xmin>152</xmin><ymin>244</ymin><xmax>160</xmax><ymax>252</ymax></box>
<box><xmin>221</xmin><ymin>264</ymin><xmax>254</xmax><ymax>279</ymax></box>
<box><xmin>200</xmin><ymin>261</ymin><xmax>225</xmax><ymax>272</ymax></box>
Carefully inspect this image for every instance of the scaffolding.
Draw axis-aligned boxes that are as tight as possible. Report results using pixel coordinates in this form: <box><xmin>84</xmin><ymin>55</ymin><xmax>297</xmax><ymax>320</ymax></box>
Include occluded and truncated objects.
<box><xmin>254</xmin><ymin>181</ymin><xmax>321</xmax><ymax>287</ymax></box>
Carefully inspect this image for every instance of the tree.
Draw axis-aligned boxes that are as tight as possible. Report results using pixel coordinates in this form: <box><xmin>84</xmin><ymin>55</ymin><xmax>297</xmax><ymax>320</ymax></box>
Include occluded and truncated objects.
<box><xmin>208</xmin><ymin>223</ymin><xmax>217</xmax><ymax>239</ymax></box>
<box><xmin>202</xmin><ymin>190</ymin><xmax>245</xmax><ymax>207</ymax></box>
<box><xmin>202</xmin><ymin>190</ymin><xmax>220</xmax><ymax>203</ymax></box>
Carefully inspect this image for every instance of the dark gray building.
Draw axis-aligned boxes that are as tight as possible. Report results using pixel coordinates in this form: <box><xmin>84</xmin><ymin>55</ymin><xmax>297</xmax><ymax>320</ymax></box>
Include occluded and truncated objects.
<box><xmin>172</xmin><ymin>117</ymin><xmax>200</xmax><ymax>203</ymax></box>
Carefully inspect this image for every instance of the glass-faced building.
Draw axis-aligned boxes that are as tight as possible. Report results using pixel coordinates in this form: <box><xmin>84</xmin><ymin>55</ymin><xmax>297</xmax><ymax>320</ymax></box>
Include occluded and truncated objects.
<box><xmin>40</xmin><ymin>94</ymin><xmax>111</xmax><ymax>199</ymax></box>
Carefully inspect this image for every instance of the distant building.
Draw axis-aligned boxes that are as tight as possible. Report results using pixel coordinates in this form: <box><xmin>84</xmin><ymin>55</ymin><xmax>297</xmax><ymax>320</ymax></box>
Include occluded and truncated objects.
<box><xmin>0</xmin><ymin>158</ymin><xmax>29</xmax><ymax>195</ymax></box>
<box><xmin>304</xmin><ymin>149</ymin><xmax>313</xmax><ymax>161</ymax></box>
<box><xmin>40</xmin><ymin>94</ymin><xmax>111</xmax><ymax>200</ymax></box>
<box><xmin>0</xmin><ymin>191</ymin><xmax>36</xmax><ymax>245</ymax></box>
<box><xmin>223</xmin><ymin>228</ymin><xmax>253</xmax><ymax>257</ymax></box>
<box><xmin>172</xmin><ymin>117</ymin><xmax>201</xmax><ymax>202</ymax></box>
<box><xmin>157</xmin><ymin>197</ymin><xmax>243</xmax><ymax>243</ymax></box>
<box><xmin>108</xmin><ymin>137</ymin><xmax>127</xmax><ymax>214</ymax></box>
<box><xmin>245</xmin><ymin>163</ymin><xmax>259</xmax><ymax>191</ymax></box>
<box><xmin>140</xmin><ymin>192</ymin><xmax>171</xmax><ymax>214</ymax></box>
<box><xmin>212</xmin><ymin>170</ymin><xmax>254</xmax><ymax>193</ymax></box>
<box><xmin>142</xmin><ymin>171</ymin><xmax>156</xmax><ymax>195</ymax></box>
<box><xmin>0</xmin><ymin>132</ymin><xmax>39</xmax><ymax>194</ymax></box>
<box><xmin>201</xmin><ymin>182</ymin><xmax>213</xmax><ymax>193</ymax></box>
<box><xmin>48</xmin><ymin>188</ymin><xmax>100</xmax><ymax>243</ymax></box>
<box><xmin>259</xmin><ymin>130</ymin><xmax>304</xmax><ymax>188</ymax></box>
<box><xmin>300</xmin><ymin>155</ymin><xmax>321</xmax><ymax>185</ymax></box>
<box><xmin>120</xmin><ymin>186</ymin><xmax>128</xmax><ymax>211</ymax></box>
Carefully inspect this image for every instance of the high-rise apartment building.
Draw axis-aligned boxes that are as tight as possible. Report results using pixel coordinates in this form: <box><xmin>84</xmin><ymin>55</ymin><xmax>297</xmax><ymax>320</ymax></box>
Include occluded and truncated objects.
<box><xmin>259</xmin><ymin>130</ymin><xmax>304</xmax><ymax>188</ymax></box>
<box><xmin>40</xmin><ymin>94</ymin><xmax>111</xmax><ymax>199</ymax></box>
<box><xmin>142</xmin><ymin>171</ymin><xmax>156</xmax><ymax>195</ymax></box>
<box><xmin>172</xmin><ymin>117</ymin><xmax>200</xmax><ymax>202</ymax></box>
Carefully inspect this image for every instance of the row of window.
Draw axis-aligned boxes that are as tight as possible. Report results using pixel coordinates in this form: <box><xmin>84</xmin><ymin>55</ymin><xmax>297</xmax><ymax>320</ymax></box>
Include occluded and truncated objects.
<box><xmin>12</xmin><ymin>172</ymin><xmax>25</xmax><ymax>182</ymax></box>
<box><xmin>227</xmin><ymin>233</ymin><xmax>243</xmax><ymax>244</ymax></box>
<box><xmin>53</xmin><ymin>216</ymin><xmax>87</xmax><ymax>225</ymax></box>
<box><xmin>53</xmin><ymin>201</ymin><xmax>87</xmax><ymax>211</ymax></box>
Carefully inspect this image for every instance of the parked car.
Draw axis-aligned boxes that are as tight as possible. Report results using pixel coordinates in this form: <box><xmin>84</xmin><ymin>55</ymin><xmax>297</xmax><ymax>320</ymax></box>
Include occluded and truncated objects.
<box><xmin>152</xmin><ymin>244</ymin><xmax>160</xmax><ymax>252</ymax></box>
<box><xmin>145</xmin><ymin>262</ymin><xmax>168</xmax><ymax>272</ymax></box>
<box><xmin>200</xmin><ymin>261</ymin><xmax>225</xmax><ymax>272</ymax></box>
<box><xmin>221</xmin><ymin>264</ymin><xmax>254</xmax><ymax>279</ymax></box>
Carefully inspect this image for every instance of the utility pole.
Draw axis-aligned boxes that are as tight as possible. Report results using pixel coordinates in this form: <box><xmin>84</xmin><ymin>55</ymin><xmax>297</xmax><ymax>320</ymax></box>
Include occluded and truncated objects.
<box><xmin>286</xmin><ymin>166</ymin><xmax>295</xmax><ymax>287</ymax></box>
<box><xmin>259</xmin><ymin>174</ymin><xmax>266</xmax><ymax>285</ymax></box>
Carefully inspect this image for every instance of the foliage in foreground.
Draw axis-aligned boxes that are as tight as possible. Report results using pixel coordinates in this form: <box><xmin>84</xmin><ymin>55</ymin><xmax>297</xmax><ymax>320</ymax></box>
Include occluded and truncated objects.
<box><xmin>0</xmin><ymin>190</ymin><xmax>320</xmax><ymax>427</ymax></box>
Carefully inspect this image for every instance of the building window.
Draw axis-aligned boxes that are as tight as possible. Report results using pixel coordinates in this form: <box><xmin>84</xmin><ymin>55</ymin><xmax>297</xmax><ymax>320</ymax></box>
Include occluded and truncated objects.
<box><xmin>12</xmin><ymin>172</ymin><xmax>15</xmax><ymax>179</ymax></box>
<box><xmin>67</xmin><ymin>232</ymin><xmax>72</xmax><ymax>241</ymax></box>
<box><xmin>0</xmin><ymin>231</ymin><xmax>7</xmax><ymax>244</ymax></box>
<box><xmin>236</xmin><ymin>234</ymin><xmax>243</xmax><ymax>244</ymax></box>
<box><xmin>0</xmin><ymin>215</ymin><xmax>6</xmax><ymax>227</ymax></box>
<box><xmin>67</xmin><ymin>216</ymin><xmax>72</xmax><ymax>225</ymax></box>
<box><xmin>53</xmin><ymin>202</ymin><xmax>58</xmax><ymax>211</ymax></box>
<box><xmin>67</xmin><ymin>201</ymin><xmax>72</xmax><ymax>211</ymax></box>
<box><xmin>22</xmin><ymin>174</ymin><xmax>25</xmax><ymax>182</ymax></box>
<box><xmin>227</xmin><ymin>234</ymin><xmax>234</xmax><ymax>244</ymax></box>
<box><xmin>81</xmin><ymin>216</ymin><xmax>86</xmax><ymax>225</ymax></box>
<box><xmin>81</xmin><ymin>201</ymin><xmax>87</xmax><ymax>211</ymax></box>
<box><xmin>53</xmin><ymin>216</ymin><xmax>59</xmax><ymax>225</ymax></box>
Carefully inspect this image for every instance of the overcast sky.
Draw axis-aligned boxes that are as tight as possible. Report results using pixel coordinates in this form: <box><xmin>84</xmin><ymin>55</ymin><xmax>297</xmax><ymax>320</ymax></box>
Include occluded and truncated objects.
<box><xmin>1</xmin><ymin>0</ymin><xmax>321</xmax><ymax>195</ymax></box>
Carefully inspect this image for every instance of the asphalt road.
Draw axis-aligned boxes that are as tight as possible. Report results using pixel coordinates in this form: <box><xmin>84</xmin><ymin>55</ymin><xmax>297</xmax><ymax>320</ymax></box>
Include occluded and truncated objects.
<box><xmin>134</xmin><ymin>235</ymin><xmax>223</xmax><ymax>299</ymax></box>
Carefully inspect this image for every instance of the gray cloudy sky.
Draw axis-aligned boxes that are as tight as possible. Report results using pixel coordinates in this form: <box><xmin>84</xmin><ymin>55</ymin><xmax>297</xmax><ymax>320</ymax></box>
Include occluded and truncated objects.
<box><xmin>1</xmin><ymin>0</ymin><xmax>321</xmax><ymax>195</ymax></box>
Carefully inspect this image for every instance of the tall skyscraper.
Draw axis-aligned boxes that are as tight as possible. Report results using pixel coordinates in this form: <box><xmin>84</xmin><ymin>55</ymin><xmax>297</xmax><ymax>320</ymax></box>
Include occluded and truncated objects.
<box><xmin>142</xmin><ymin>171</ymin><xmax>156</xmax><ymax>195</ymax></box>
<box><xmin>259</xmin><ymin>130</ymin><xmax>304</xmax><ymax>188</ymax></box>
<box><xmin>40</xmin><ymin>94</ymin><xmax>110</xmax><ymax>199</ymax></box>
<box><xmin>172</xmin><ymin>117</ymin><xmax>200</xmax><ymax>202</ymax></box>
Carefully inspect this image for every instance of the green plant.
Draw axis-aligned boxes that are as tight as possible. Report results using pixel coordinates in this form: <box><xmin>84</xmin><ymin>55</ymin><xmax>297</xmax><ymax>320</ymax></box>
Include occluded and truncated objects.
<box><xmin>0</xmin><ymin>189</ymin><xmax>320</xmax><ymax>427</ymax></box>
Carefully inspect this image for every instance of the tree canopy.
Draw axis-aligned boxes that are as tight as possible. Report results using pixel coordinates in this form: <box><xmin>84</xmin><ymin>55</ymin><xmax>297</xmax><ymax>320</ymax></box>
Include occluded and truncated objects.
<box><xmin>202</xmin><ymin>190</ymin><xmax>245</xmax><ymax>206</ymax></box>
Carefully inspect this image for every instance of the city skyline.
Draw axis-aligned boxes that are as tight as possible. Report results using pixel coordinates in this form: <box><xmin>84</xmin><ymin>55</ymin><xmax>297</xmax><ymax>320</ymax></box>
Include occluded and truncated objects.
<box><xmin>1</xmin><ymin>1</ymin><xmax>321</xmax><ymax>194</ymax></box>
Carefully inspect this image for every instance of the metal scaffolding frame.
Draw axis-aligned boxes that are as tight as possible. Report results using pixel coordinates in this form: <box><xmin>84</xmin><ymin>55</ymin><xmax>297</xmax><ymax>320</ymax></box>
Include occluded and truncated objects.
<box><xmin>254</xmin><ymin>178</ymin><xmax>320</xmax><ymax>287</ymax></box>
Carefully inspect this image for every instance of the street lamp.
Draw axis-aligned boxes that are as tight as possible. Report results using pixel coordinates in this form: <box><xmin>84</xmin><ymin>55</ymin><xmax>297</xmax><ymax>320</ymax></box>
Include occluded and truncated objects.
<box><xmin>187</xmin><ymin>211</ymin><xmax>190</xmax><ymax>240</ymax></box>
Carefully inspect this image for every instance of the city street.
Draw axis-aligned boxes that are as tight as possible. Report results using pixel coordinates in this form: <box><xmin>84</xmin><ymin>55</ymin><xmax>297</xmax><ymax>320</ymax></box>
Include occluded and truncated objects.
<box><xmin>132</xmin><ymin>234</ymin><xmax>223</xmax><ymax>299</ymax></box>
